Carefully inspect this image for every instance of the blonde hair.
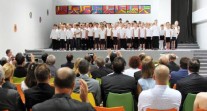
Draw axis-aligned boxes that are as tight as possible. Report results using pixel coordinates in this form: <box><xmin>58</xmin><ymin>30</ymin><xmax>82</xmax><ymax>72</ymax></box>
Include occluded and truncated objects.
<box><xmin>73</xmin><ymin>58</ymin><xmax>83</xmax><ymax>75</ymax></box>
<box><xmin>3</xmin><ymin>63</ymin><xmax>15</xmax><ymax>80</ymax></box>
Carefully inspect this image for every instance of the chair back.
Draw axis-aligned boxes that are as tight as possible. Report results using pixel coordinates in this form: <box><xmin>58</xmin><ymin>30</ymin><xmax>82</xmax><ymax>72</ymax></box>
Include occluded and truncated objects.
<box><xmin>71</xmin><ymin>92</ymin><xmax>96</xmax><ymax>107</ymax></box>
<box><xmin>95</xmin><ymin>106</ymin><xmax>125</xmax><ymax>111</ymax></box>
<box><xmin>49</xmin><ymin>78</ymin><xmax>54</xmax><ymax>84</ymax></box>
<box><xmin>13</xmin><ymin>77</ymin><xmax>25</xmax><ymax>84</ymax></box>
<box><xmin>15</xmin><ymin>84</ymin><xmax>25</xmax><ymax>103</ymax></box>
<box><xmin>96</xmin><ymin>78</ymin><xmax>102</xmax><ymax>84</ymax></box>
<box><xmin>182</xmin><ymin>93</ymin><xmax>196</xmax><ymax>111</ymax></box>
<box><xmin>146</xmin><ymin>108</ymin><xmax>177</xmax><ymax>111</ymax></box>
<box><xmin>106</xmin><ymin>92</ymin><xmax>134</xmax><ymax>111</ymax></box>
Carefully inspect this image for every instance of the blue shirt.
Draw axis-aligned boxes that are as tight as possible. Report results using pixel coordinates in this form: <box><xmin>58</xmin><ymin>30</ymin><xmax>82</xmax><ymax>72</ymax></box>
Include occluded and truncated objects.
<box><xmin>170</xmin><ymin>68</ymin><xmax>188</xmax><ymax>88</ymax></box>
<box><xmin>138</xmin><ymin>78</ymin><xmax>155</xmax><ymax>90</ymax></box>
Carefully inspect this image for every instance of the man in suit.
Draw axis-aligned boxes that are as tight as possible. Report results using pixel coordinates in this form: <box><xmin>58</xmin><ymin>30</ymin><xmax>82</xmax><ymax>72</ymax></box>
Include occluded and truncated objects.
<box><xmin>91</xmin><ymin>57</ymin><xmax>113</xmax><ymax>79</ymax></box>
<box><xmin>0</xmin><ymin>67</ymin><xmax>25</xmax><ymax>111</ymax></box>
<box><xmin>32</xmin><ymin>67</ymin><xmax>95</xmax><ymax>111</ymax></box>
<box><xmin>170</xmin><ymin>57</ymin><xmax>190</xmax><ymax>88</ymax></box>
<box><xmin>101</xmin><ymin>57</ymin><xmax>137</xmax><ymax>106</ymax></box>
<box><xmin>24</xmin><ymin>64</ymin><xmax>54</xmax><ymax>110</ymax></box>
<box><xmin>61</xmin><ymin>53</ymin><xmax>74</xmax><ymax>69</ymax></box>
<box><xmin>176</xmin><ymin>58</ymin><xmax>207</xmax><ymax>110</ymax></box>
<box><xmin>167</xmin><ymin>54</ymin><xmax>180</xmax><ymax>72</ymax></box>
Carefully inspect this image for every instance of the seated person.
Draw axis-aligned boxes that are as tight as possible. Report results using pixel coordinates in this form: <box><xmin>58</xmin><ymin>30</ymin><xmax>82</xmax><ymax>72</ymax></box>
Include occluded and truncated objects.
<box><xmin>91</xmin><ymin>57</ymin><xmax>113</xmax><ymax>79</ymax></box>
<box><xmin>101</xmin><ymin>57</ymin><xmax>137</xmax><ymax>106</ymax></box>
<box><xmin>41</xmin><ymin>53</ymin><xmax>48</xmax><ymax>63</ymax></box>
<box><xmin>0</xmin><ymin>57</ymin><xmax>7</xmax><ymax>66</ymax></box>
<box><xmin>14</xmin><ymin>53</ymin><xmax>27</xmax><ymax>77</ymax></box>
<box><xmin>138</xmin><ymin>65</ymin><xmax>181</xmax><ymax>111</ymax></box>
<box><xmin>61</xmin><ymin>53</ymin><xmax>74</xmax><ymax>69</ymax></box>
<box><xmin>159</xmin><ymin>55</ymin><xmax>169</xmax><ymax>66</ymax></box>
<box><xmin>32</xmin><ymin>67</ymin><xmax>95</xmax><ymax>111</ymax></box>
<box><xmin>24</xmin><ymin>64</ymin><xmax>54</xmax><ymax>110</ymax></box>
<box><xmin>167</xmin><ymin>54</ymin><xmax>179</xmax><ymax>72</ymax></box>
<box><xmin>123</xmin><ymin>56</ymin><xmax>141</xmax><ymax>77</ymax></box>
<box><xmin>73</xmin><ymin>59</ymin><xmax>101</xmax><ymax>106</ymax></box>
<box><xmin>2</xmin><ymin>63</ymin><xmax>16</xmax><ymax>90</ymax></box>
<box><xmin>0</xmin><ymin>67</ymin><xmax>25</xmax><ymax>111</ymax></box>
<box><xmin>194</xmin><ymin>92</ymin><xmax>207</xmax><ymax>111</ymax></box>
<box><xmin>84</xmin><ymin>55</ymin><xmax>98</xmax><ymax>72</ymax></box>
<box><xmin>46</xmin><ymin>54</ymin><xmax>57</xmax><ymax>77</ymax></box>
<box><xmin>170</xmin><ymin>57</ymin><xmax>190</xmax><ymax>88</ymax></box>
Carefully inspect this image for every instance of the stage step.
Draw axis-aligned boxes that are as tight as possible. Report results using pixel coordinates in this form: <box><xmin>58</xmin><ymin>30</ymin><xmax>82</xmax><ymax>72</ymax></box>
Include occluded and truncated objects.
<box><xmin>193</xmin><ymin>49</ymin><xmax>207</xmax><ymax>76</ymax></box>
<box><xmin>177</xmin><ymin>43</ymin><xmax>200</xmax><ymax>49</ymax></box>
<box><xmin>25</xmin><ymin>49</ymin><xmax>44</xmax><ymax>59</ymax></box>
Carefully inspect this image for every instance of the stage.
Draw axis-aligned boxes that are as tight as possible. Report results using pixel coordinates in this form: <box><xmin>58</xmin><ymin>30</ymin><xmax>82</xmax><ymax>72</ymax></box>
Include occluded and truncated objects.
<box><xmin>26</xmin><ymin>49</ymin><xmax>195</xmax><ymax>69</ymax></box>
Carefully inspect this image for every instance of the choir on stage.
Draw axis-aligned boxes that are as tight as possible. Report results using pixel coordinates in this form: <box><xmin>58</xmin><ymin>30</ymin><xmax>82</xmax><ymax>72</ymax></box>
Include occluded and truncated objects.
<box><xmin>50</xmin><ymin>19</ymin><xmax>180</xmax><ymax>51</ymax></box>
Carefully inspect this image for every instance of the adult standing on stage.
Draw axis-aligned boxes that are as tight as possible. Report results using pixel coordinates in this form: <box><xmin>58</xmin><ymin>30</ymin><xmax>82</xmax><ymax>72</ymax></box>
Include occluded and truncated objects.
<box><xmin>151</xmin><ymin>20</ymin><xmax>160</xmax><ymax>50</ymax></box>
<box><xmin>87</xmin><ymin>23</ymin><xmax>94</xmax><ymax>50</ymax></box>
<box><xmin>174</xmin><ymin>21</ymin><xmax>180</xmax><ymax>49</ymax></box>
<box><xmin>50</xmin><ymin>24</ymin><xmax>59</xmax><ymax>50</ymax></box>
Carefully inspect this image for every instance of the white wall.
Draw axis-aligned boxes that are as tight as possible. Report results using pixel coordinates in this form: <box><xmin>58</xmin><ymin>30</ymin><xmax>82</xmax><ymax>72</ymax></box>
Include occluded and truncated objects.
<box><xmin>53</xmin><ymin>0</ymin><xmax>171</xmax><ymax>24</ymax></box>
<box><xmin>192</xmin><ymin>0</ymin><xmax>207</xmax><ymax>49</ymax></box>
<box><xmin>0</xmin><ymin>0</ymin><xmax>54</xmax><ymax>57</ymax></box>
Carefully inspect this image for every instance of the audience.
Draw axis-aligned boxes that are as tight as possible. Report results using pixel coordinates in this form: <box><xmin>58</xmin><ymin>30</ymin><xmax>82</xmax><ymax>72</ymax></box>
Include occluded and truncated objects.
<box><xmin>105</xmin><ymin>52</ymin><xmax>118</xmax><ymax>70</ymax></box>
<box><xmin>41</xmin><ymin>53</ymin><xmax>48</xmax><ymax>63</ymax></box>
<box><xmin>21</xmin><ymin>63</ymin><xmax>38</xmax><ymax>91</ymax></box>
<box><xmin>0</xmin><ymin>57</ymin><xmax>7</xmax><ymax>66</ymax></box>
<box><xmin>138</xmin><ymin>65</ymin><xmax>181</xmax><ymax>111</ymax></box>
<box><xmin>5</xmin><ymin>49</ymin><xmax>14</xmax><ymax>62</ymax></box>
<box><xmin>2</xmin><ymin>63</ymin><xmax>16</xmax><ymax>90</ymax></box>
<box><xmin>101</xmin><ymin>57</ymin><xmax>137</xmax><ymax>106</ymax></box>
<box><xmin>14</xmin><ymin>53</ymin><xmax>27</xmax><ymax>78</ymax></box>
<box><xmin>46</xmin><ymin>54</ymin><xmax>57</xmax><ymax>77</ymax></box>
<box><xmin>168</xmin><ymin>54</ymin><xmax>179</xmax><ymax>72</ymax></box>
<box><xmin>84</xmin><ymin>55</ymin><xmax>98</xmax><ymax>72</ymax></box>
<box><xmin>73</xmin><ymin>58</ymin><xmax>83</xmax><ymax>75</ymax></box>
<box><xmin>61</xmin><ymin>53</ymin><xmax>74</xmax><ymax>69</ymax></box>
<box><xmin>176</xmin><ymin>58</ymin><xmax>207</xmax><ymax>110</ymax></box>
<box><xmin>32</xmin><ymin>67</ymin><xmax>95</xmax><ymax>111</ymax></box>
<box><xmin>138</xmin><ymin>53</ymin><xmax>146</xmax><ymax>69</ymax></box>
<box><xmin>91</xmin><ymin>57</ymin><xmax>113</xmax><ymax>79</ymax></box>
<box><xmin>24</xmin><ymin>64</ymin><xmax>54</xmax><ymax>110</ymax></box>
<box><xmin>123</xmin><ymin>56</ymin><xmax>141</xmax><ymax>77</ymax></box>
<box><xmin>159</xmin><ymin>55</ymin><xmax>169</xmax><ymax>66</ymax></box>
<box><xmin>137</xmin><ymin>57</ymin><xmax>155</xmax><ymax>94</ymax></box>
<box><xmin>73</xmin><ymin>59</ymin><xmax>101</xmax><ymax>106</ymax></box>
<box><xmin>170</xmin><ymin>57</ymin><xmax>190</xmax><ymax>88</ymax></box>
<box><xmin>194</xmin><ymin>92</ymin><xmax>207</xmax><ymax>111</ymax></box>
<box><xmin>0</xmin><ymin>66</ymin><xmax>25</xmax><ymax>111</ymax></box>
<box><xmin>24</xmin><ymin>54</ymin><xmax>35</xmax><ymax>70</ymax></box>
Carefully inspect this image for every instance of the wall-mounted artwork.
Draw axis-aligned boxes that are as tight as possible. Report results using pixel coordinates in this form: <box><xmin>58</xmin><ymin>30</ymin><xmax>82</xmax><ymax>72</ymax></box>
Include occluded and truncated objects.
<box><xmin>91</xmin><ymin>5</ymin><xmax>103</xmax><ymax>14</ymax></box>
<box><xmin>103</xmin><ymin>5</ymin><xmax>115</xmax><ymax>14</ymax></box>
<box><xmin>80</xmin><ymin>5</ymin><xmax>91</xmax><ymax>14</ymax></box>
<box><xmin>115</xmin><ymin>5</ymin><xmax>127</xmax><ymax>14</ymax></box>
<box><xmin>14</xmin><ymin>24</ymin><xmax>17</xmax><ymax>32</ymax></box>
<box><xmin>29</xmin><ymin>12</ymin><xmax>32</xmax><ymax>18</ymax></box>
<box><xmin>39</xmin><ymin>17</ymin><xmax>42</xmax><ymax>23</ymax></box>
<box><xmin>138</xmin><ymin>5</ymin><xmax>151</xmax><ymax>14</ymax></box>
<box><xmin>47</xmin><ymin>9</ymin><xmax>49</xmax><ymax>16</ymax></box>
<box><xmin>56</xmin><ymin>6</ymin><xmax>68</xmax><ymax>15</ymax></box>
<box><xmin>68</xmin><ymin>6</ymin><xmax>80</xmax><ymax>14</ymax></box>
<box><xmin>126</xmin><ymin>5</ymin><xmax>139</xmax><ymax>14</ymax></box>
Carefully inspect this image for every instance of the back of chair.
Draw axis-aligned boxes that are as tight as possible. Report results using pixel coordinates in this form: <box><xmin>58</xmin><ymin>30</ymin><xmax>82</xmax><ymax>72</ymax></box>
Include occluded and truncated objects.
<box><xmin>13</xmin><ymin>77</ymin><xmax>25</xmax><ymax>84</ymax></box>
<box><xmin>182</xmin><ymin>93</ymin><xmax>196</xmax><ymax>111</ymax></box>
<box><xmin>71</xmin><ymin>92</ymin><xmax>96</xmax><ymax>107</ymax></box>
<box><xmin>95</xmin><ymin>106</ymin><xmax>125</xmax><ymax>111</ymax></box>
<box><xmin>146</xmin><ymin>108</ymin><xmax>177</xmax><ymax>111</ymax></box>
<box><xmin>106</xmin><ymin>92</ymin><xmax>134</xmax><ymax>111</ymax></box>
<box><xmin>15</xmin><ymin>84</ymin><xmax>25</xmax><ymax>104</ymax></box>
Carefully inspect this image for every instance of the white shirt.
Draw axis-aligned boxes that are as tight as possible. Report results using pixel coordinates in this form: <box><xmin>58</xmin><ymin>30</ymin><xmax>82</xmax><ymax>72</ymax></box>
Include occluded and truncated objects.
<box><xmin>151</xmin><ymin>25</ymin><xmax>160</xmax><ymax>37</ymax></box>
<box><xmin>138</xmin><ymin>85</ymin><xmax>181</xmax><ymax>111</ymax></box>
<box><xmin>66</xmin><ymin>29</ymin><xmax>73</xmax><ymax>39</ymax></box>
<box><xmin>99</xmin><ymin>28</ymin><xmax>106</xmax><ymax>39</ymax></box>
<box><xmin>134</xmin><ymin>28</ymin><xmax>139</xmax><ymax>37</ymax></box>
<box><xmin>87</xmin><ymin>28</ymin><xmax>94</xmax><ymax>36</ymax></box>
<box><xmin>59</xmin><ymin>29</ymin><xmax>67</xmax><ymax>40</ymax></box>
<box><xmin>174</xmin><ymin>27</ymin><xmax>180</xmax><ymax>37</ymax></box>
<box><xmin>21</xmin><ymin>81</ymin><xmax>29</xmax><ymax>92</ymax></box>
<box><xmin>74</xmin><ymin>28</ymin><xmax>81</xmax><ymax>38</ymax></box>
<box><xmin>106</xmin><ymin>28</ymin><xmax>112</xmax><ymax>36</ymax></box>
<box><xmin>112</xmin><ymin>28</ymin><xmax>118</xmax><ymax>37</ymax></box>
<box><xmin>94</xmin><ymin>27</ymin><xmax>100</xmax><ymax>38</ymax></box>
<box><xmin>119</xmin><ymin>28</ymin><xmax>127</xmax><ymax>39</ymax></box>
<box><xmin>165</xmin><ymin>29</ymin><xmax>171</xmax><ymax>38</ymax></box>
<box><xmin>146</xmin><ymin>28</ymin><xmax>152</xmax><ymax>37</ymax></box>
<box><xmin>123</xmin><ymin>68</ymin><xmax>140</xmax><ymax>77</ymax></box>
<box><xmin>140</xmin><ymin>28</ymin><xmax>146</xmax><ymax>38</ymax></box>
<box><xmin>126</xmin><ymin>28</ymin><xmax>133</xmax><ymax>39</ymax></box>
<box><xmin>50</xmin><ymin>29</ymin><xmax>59</xmax><ymax>39</ymax></box>
<box><xmin>81</xmin><ymin>29</ymin><xmax>87</xmax><ymax>39</ymax></box>
<box><xmin>160</xmin><ymin>29</ymin><xmax>165</xmax><ymax>36</ymax></box>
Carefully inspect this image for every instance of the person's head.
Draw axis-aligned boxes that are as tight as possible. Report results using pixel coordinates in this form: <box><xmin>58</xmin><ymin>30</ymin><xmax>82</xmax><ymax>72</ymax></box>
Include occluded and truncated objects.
<box><xmin>0</xmin><ymin>67</ymin><xmax>5</xmax><ymax>85</ymax></box>
<box><xmin>142</xmin><ymin>57</ymin><xmax>155</xmax><ymax>79</ymax></box>
<box><xmin>110</xmin><ymin>52</ymin><xmax>118</xmax><ymax>63</ymax></box>
<box><xmin>34</xmin><ymin>64</ymin><xmax>51</xmax><ymax>83</ymax></box>
<box><xmin>180</xmin><ymin>57</ymin><xmax>190</xmax><ymax>69</ymax></box>
<box><xmin>78</xmin><ymin>60</ymin><xmax>90</xmax><ymax>74</ymax></box>
<box><xmin>169</xmin><ymin>54</ymin><xmax>177</xmax><ymax>62</ymax></box>
<box><xmin>112</xmin><ymin>57</ymin><xmax>126</xmax><ymax>74</ymax></box>
<box><xmin>119</xmin><ymin>18</ymin><xmax>122</xmax><ymax>23</ymax></box>
<box><xmin>15</xmin><ymin>53</ymin><xmax>25</xmax><ymax>66</ymax></box>
<box><xmin>6</xmin><ymin>49</ymin><xmax>12</xmax><ymax>57</ymax></box>
<box><xmin>138</xmin><ymin>53</ymin><xmax>146</xmax><ymax>61</ymax></box>
<box><xmin>0</xmin><ymin>57</ymin><xmax>8</xmax><ymax>66</ymax></box>
<box><xmin>53</xmin><ymin>24</ymin><xmax>58</xmax><ymax>29</ymax></box>
<box><xmin>154</xmin><ymin>20</ymin><xmax>158</xmax><ymax>25</ymax></box>
<box><xmin>95</xmin><ymin>57</ymin><xmax>105</xmax><ymax>68</ymax></box>
<box><xmin>84</xmin><ymin>55</ymin><xmax>94</xmax><ymax>64</ymax></box>
<box><xmin>188</xmin><ymin>58</ymin><xmax>200</xmax><ymax>73</ymax></box>
<box><xmin>2</xmin><ymin>63</ymin><xmax>15</xmax><ymax>81</ymax></box>
<box><xmin>66</xmin><ymin>54</ymin><xmax>73</xmax><ymax>62</ymax></box>
<box><xmin>73</xmin><ymin>58</ymin><xmax>83</xmax><ymax>75</ymax></box>
<box><xmin>41</xmin><ymin>53</ymin><xmax>48</xmax><ymax>63</ymax></box>
<box><xmin>54</xmin><ymin>68</ymin><xmax>76</xmax><ymax>93</ymax></box>
<box><xmin>129</xmin><ymin>56</ymin><xmax>140</xmax><ymax>69</ymax></box>
<box><xmin>154</xmin><ymin>65</ymin><xmax>170</xmax><ymax>85</ymax></box>
<box><xmin>25</xmin><ymin>63</ymin><xmax>38</xmax><ymax>88</ymax></box>
<box><xmin>159</xmin><ymin>55</ymin><xmax>169</xmax><ymax>66</ymax></box>
<box><xmin>89</xmin><ymin>23</ymin><xmax>93</xmax><ymax>28</ymax></box>
<box><xmin>160</xmin><ymin>24</ymin><xmax>164</xmax><ymax>30</ymax></box>
<box><xmin>174</xmin><ymin>21</ymin><xmax>179</xmax><ymax>26</ymax></box>
<box><xmin>46</xmin><ymin>54</ymin><xmax>56</xmax><ymax>66</ymax></box>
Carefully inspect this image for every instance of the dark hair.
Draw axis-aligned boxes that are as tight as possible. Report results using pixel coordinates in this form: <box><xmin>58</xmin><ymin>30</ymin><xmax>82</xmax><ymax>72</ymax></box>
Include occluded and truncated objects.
<box><xmin>15</xmin><ymin>53</ymin><xmax>25</xmax><ymax>65</ymax></box>
<box><xmin>84</xmin><ymin>55</ymin><xmax>94</xmax><ymax>64</ymax></box>
<box><xmin>25</xmin><ymin>63</ymin><xmax>38</xmax><ymax>88</ymax></box>
<box><xmin>66</xmin><ymin>54</ymin><xmax>73</xmax><ymax>62</ymax></box>
<box><xmin>142</xmin><ymin>58</ymin><xmax>155</xmax><ymax>79</ymax></box>
<box><xmin>34</xmin><ymin>64</ymin><xmax>50</xmax><ymax>82</ymax></box>
<box><xmin>129</xmin><ymin>56</ymin><xmax>140</xmax><ymax>69</ymax></box>
<box><xmin>26</xmin><ymin>54</ymin><xmax>31</xmax><ymax>62</ymax></box>
<box><xmin>188</xmin><ymin>58</ymin><xmax>200</xmax><ymax>73</ymax></box>
<box><xmin>180</xmin><ymin>57</ymin><xmax>190</xmax><ymax>69</ymax></box>
<box><xmin>78</xmin><ymin>60</ymin><xmax>89</xmax><ymax>74</ymax></box>
<box><xmin>0</xmin><ymin>57</ymin><xmax>7</xmax><ymax>66</ymax></box>
<box><xmin>112</xmin><ymin>57</ymin><xmax>126</xmax><ymax>74</ymax></box>
<box><xmin>41</xmin><ymin>53</ymin><xmax>48</xmax><ymax>63</ymax></box>
<box><xmin>110</xmin><ymin>53</ymin><xmax>117</xmax><ymax>63</ymax></box>
<box><xmin>6</xmin><ymin>49</ymin><xmax>11</xmax><ymax>55</ymax></box>
<box><xmin>54</xmin><ymin>69</ymin><xmax>76</xmax><ymax>89</ymax></box>
<box><xmin>138</xmin><ymin>53</ymin><xmax>146</xmax><ymax>61</ymax></box>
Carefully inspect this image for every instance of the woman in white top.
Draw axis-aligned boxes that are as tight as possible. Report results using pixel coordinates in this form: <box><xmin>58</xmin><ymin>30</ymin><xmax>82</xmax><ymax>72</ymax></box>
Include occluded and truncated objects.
<box><xmin>87</xmin><ymin>23</ymin><xmax>94</xmax><ymax>50</ymax></box>
<box><xmin>80</xmin><ymin>24</ymin><xmax>87</xmax><ymax>50</ymax></box>
<box><xmin>140</xmin><ymin>23</ymin><xmax>146</xmax><ymax>50</ymax></box>
<box><xmin>106</xmin><ymin>23</ymin><xmax>113</xmax><ymax>49</ymax></box>
<box><xmin>145</xmin><ymin>23</ymin><xmax>152</xmax><ymax>50</ymax></box>
<box><xmin>133</xmin><ymin>23</ymin><xmax>140</xmax><ymax>49</ymax></box>
<box><xmin>165</xmin><ymin>22</ymin><xmax>172</xmax><ymax>50</ymax></box>
<box><xmin>50</xmin><ymin>24</ymin><xmax>59</xmax><ymax>50</ymax></box>
<box><xmin>99</xmin><ymin>24</ymin><xmax>106</xmax><ymax>50</ymax></box>
<box><xmin>126</xmin><ymin>23</ymin><xmax>133</xmax><ymax>50</ymax></box>
<box><xmin>112</xmin><ymin>23</ymin><xmax>119</xmax><ymax>50</ymax></box>
<box><xmin>59</xmin><ymin>25</ymin><xmax>67</xmax><ymax>50</ymax></box>
<box><xmin>159</xmin><ymin>24</ymin><xmax>165</xmax><ymax>50</ymax></box>
<box><xmin>123</xmin><ymin>56</ymin><xmax>141</xmax><ymax>77</ymax></box>
<box><xmin>94</xmin><ymin>23</ymin><xmax>100</xmax><ymax>50</ymax></box>
<box><xmin>66</xmin><ymin>24</ymin><xmax>73</xmax><ymax>51</ymax></box>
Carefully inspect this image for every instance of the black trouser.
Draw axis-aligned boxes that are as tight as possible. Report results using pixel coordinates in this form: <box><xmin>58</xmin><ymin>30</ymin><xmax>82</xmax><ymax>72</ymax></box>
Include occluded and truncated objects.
<box><xmin>60</xmin><ymin>39</ymin><xmax>65</xmax><ymax>49</ymax></box>
<box><xmin>107</xmin><ymin>36</ymin><xmax>112</xmax><ymax>48</ymax></box>
<box><xmin>120</xmin><ymin>39</ymin><xmax>126</xmax><ymax>49</ymax></box>
<box><xmin>81</xmin><ymin>38</ymin><xmax>87</xmax><ymax>50</ymax></box>
<box><xmin>146</xmin><ymin>37</ymin><xmax>152</xmax><ymax>49</ymax></box>
<box><xmin>88</xmin><ymin>36</ymin><xmax>94</xmax><ymax>49</ymax></box>
<box><xmin>52</xmin><ymin>39</ymin><xmax>57</xmax><ymax>50</ymax></box>
<box><xmin>66</xmin><ymin>39</ymin><xmax>71</xmax><ymax>50</ymax></box>
<box><xmin>133</xmin><ymin>37</ymin><xmax>139</xmax><ymax>49</ymax></box>
<box><xmin>76</xmin><ymin>38</ymin><xmax>81</xmax><ymax>50</ymax></box>
<box><xmin>152</xmin><ymin>36</ymin><xmax>159</xmax><ymax>49</ymax></box>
